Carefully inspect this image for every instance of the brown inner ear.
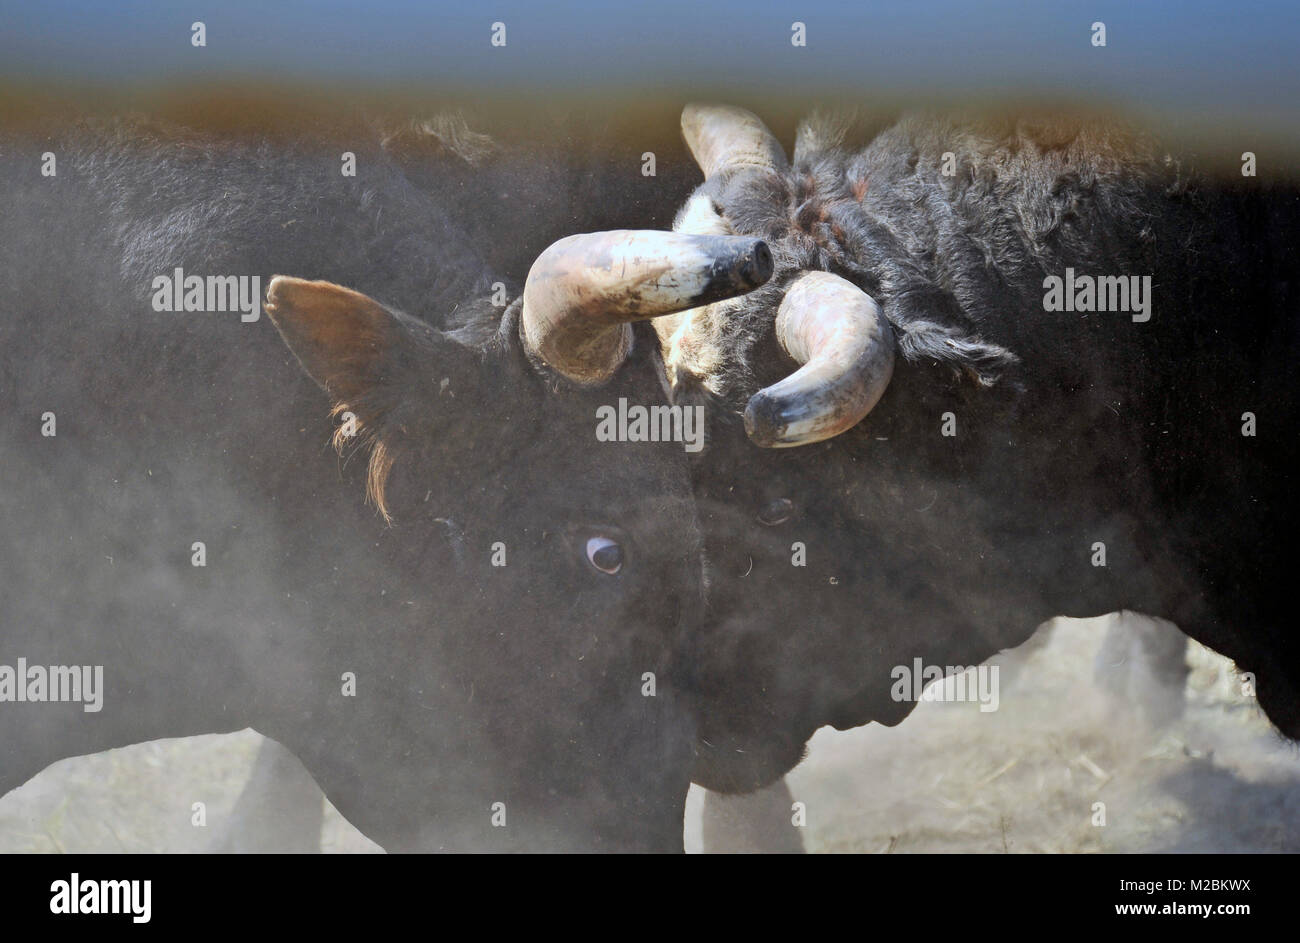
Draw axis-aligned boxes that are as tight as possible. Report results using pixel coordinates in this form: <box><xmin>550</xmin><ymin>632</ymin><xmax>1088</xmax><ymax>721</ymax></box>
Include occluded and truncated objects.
<box><xmin>264</xmin><ymin>275</ymin><xmax>393</xmax><ymax>402</ymax></box>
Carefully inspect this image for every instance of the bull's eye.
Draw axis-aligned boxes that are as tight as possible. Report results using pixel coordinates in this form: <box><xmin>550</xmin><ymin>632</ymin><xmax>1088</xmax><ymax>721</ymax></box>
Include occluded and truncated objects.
<box><xmin>757</xmin><ymin>498</ymin><xmax>795</xmax><ymax>526</ymax></box>
<box><xmin>585</xmin><ymin>536</ymin><xmax>624</xmax><ymax>575</ymax></box>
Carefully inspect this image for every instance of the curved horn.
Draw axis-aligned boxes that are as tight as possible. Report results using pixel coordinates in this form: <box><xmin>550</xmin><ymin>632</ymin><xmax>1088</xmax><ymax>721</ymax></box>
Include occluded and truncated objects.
<box><xmin>744</xmin><ymin>272</ymin><xmax>895</xmax><ymax>447</ymax></box>
<box><xmin>522</xmin><ymin>230</ymin><xmax>772</xmax><ymax>386</ymax></box>
<box><xmin>682</xmin><ymin>103</ymin><xmax>789</xmax><ymax>179</ymax></box>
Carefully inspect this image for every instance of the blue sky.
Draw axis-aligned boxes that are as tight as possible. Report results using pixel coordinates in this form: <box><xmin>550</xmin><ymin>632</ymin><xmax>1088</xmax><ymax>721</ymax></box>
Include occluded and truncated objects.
<box><xmin>2</xmin><ymin>1</ymin><xmax>1296</xmax><ymax>127</ymax></box>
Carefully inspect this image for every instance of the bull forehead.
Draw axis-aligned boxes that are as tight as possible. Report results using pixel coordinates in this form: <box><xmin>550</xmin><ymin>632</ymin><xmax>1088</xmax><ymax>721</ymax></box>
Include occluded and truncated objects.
<box><xmin>655</xmin><ymin>192</ymin><xmax>743</xmax><ymax>392</ymax></box>
<box><xmin>660</xmin><ymin>172</ymin><xmax>859</xmax><ymax>406</ymax></box>
<box><xmin>532</xmin><ymin>369</ymin><xmax>699</xmax><ymax>503</ymax></box>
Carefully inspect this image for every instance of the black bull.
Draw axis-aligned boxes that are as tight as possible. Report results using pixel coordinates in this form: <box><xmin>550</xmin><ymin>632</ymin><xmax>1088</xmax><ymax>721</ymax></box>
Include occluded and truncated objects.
<box><xmin>658</xmin><ymin>106</ymin><xmax>1300</xmax><ymax>792</ymax></box>
<box><xmin>0</xmin><ymin>111</ymin><xmax>768</xmax><ymax>852</ymax></box>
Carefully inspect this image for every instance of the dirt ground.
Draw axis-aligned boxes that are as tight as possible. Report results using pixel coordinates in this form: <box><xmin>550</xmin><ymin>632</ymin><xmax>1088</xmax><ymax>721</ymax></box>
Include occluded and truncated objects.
<box><xmin>737</xmin><ymin>614</ymin><xmax>1300</xmax><ymax>853</ymax></box>
<box><xmin>3</xmin><ymin>613</ymin><xmax>1297</xmax><ymax>853</ymax></box>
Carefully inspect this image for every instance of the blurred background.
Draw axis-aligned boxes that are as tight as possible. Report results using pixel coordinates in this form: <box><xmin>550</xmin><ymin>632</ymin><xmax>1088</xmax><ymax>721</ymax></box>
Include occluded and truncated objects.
<box><xmin>2</xmin><ymin>0</ymin><xmax>1299</xmax><ymax>153</ymax></box>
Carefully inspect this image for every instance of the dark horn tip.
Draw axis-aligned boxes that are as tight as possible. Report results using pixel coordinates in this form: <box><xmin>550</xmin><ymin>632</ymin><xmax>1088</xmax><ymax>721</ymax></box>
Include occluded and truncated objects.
<box><xmin>743</xmin><ymin>391</ymin><xmax>786</xmax><ymax>448</ymax></box>
<box><xmin>744</xmin><ymin>241</ymin><xmax>774</xmax><ymax>288</ymax></box>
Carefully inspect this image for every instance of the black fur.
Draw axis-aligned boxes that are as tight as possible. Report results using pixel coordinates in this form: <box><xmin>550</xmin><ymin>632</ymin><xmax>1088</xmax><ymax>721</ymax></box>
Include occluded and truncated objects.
<box><xmin>670</xmin><ymin>109</ymin><xmax>1300</xmax><ymax>792</ymax></box>
<box><xmin>0</xmin><ymin>110</ymin><xmax>703</xmax><ymax>850</ymax></box>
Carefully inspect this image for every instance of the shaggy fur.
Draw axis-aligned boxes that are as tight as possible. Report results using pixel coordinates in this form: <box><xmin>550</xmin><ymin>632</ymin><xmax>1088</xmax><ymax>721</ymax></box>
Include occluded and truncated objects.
<box><xmin>665</xmin><ymin>107</ymin><xmax>1300</xmax><ymax>791</ymax></box>
<box><xmin>668</xmin><ymin>111</ymin><xmax>1215</xmax><ymax>403</ymax></box>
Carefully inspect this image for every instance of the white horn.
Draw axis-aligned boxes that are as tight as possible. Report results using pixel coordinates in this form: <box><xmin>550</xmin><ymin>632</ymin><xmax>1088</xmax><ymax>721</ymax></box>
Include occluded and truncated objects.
<box><xmin>521</xmin><ymin>230</ymin><xmax>773</xmax><ymax>386</ymax></box>
<box><xmin>681</xmin><ymin>103</ymin><xmax>788</xmax><ymax>180</ymax></box>
<box><xmin>744</xmin><ymin>272</ymin><xmax>895</xmax><ymax>447</ymax></box>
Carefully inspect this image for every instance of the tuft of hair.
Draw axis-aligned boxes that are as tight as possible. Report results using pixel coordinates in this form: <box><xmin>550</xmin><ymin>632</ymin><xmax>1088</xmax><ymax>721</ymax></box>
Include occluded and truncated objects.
<box><xmin>894</xmin><ymin>320</ymin><xmax>1020</xmax><ymax>387</ymax></box>
<box><xmin>409</xmin><ymin>113</ymin><xmax>499</xmax><ymax>165</ymax></box>
<box><xmin>330</xmin><ymin>401</ymin><xmax>400</xmax><ymax>523</ymax></box>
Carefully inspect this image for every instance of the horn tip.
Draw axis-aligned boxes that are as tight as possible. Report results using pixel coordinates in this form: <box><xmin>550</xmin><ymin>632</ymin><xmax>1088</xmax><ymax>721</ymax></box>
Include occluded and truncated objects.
<box><xmin>744</xmin><ymin>240</ymin><xmax>774</xmax><ymax>289</ymax></box>
<box><xmin>743</xmin><ymin>392</ymin><xmax>789</xmax><ymax>448</ymax></box>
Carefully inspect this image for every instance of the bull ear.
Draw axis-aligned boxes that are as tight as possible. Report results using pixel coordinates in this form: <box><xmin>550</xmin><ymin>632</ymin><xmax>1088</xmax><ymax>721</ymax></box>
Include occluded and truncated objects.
<box><xmin>263</xmin><ymin>275</ymin><xmax>480</xmax><ymax>520</ymax></box>
<box><xmin>264</xmin><ymin>277</ymin><xmax>398</xmax><ymax>399</ymax></box>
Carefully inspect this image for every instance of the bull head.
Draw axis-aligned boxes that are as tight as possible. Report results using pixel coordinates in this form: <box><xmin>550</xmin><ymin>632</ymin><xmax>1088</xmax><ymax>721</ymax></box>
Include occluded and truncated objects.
<box><xmin>667</xmin><ymin>103</ymin><xmax>898</xmax><ymax>448</ymax></box>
